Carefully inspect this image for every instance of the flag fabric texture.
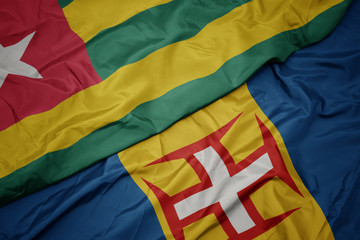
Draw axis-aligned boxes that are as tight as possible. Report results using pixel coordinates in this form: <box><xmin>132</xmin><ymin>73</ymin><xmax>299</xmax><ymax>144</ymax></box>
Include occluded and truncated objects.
<box><xmin>0</xmin><ymin>0</ymin><xmax>359</xmax><ymax>239</ymax></box>
<box><xmin>0</xmin><ymin>0</ymin><xmax>352</xmax><ymax>206</ymax></box>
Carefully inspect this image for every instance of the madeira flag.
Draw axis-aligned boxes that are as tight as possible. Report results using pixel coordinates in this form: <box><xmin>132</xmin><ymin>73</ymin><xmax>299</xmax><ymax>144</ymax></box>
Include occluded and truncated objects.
<box><xmin>0</xmin><ymin>0</ymin><xmax>359</xmax><ymax>239</ymax></box>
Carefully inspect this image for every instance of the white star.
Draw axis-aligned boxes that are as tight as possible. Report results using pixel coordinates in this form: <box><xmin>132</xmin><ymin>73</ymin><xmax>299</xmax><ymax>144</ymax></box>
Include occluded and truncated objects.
<box><xmin>0</xmin><ymin>32</ymin><xmax>42</xmax><ymax>88</ymax></box>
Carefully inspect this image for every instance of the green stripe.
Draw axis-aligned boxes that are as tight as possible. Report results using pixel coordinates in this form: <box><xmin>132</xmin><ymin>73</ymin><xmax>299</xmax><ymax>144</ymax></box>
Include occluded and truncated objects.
<box><xmin>58</xmin><ymin>0</ymin><xmax>73</xmax><ymax>8</ymax></box>
<box><xmin>85</xmin><ymin>0</ymin><xmax>251</xmax><ymax>80</ymax></box>
<box><xmin>0</xmin><ymin>0</ymin><xmax>351</xmax><ymax>206</ymax></box>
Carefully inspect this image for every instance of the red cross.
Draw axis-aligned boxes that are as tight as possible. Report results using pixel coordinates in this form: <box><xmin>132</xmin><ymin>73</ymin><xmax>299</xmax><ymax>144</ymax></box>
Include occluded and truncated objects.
<box><xmin>143</xmin><ymin>114</ymin><xmax>303</xmax><ymax>239</ymax></box>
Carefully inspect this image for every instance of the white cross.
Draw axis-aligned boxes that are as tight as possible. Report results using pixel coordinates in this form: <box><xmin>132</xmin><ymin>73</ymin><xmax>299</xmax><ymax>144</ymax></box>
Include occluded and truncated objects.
<box><xmin>174</xmin><ymin>146</ymin><xmax>273</xmax><ymax>234</ymax></box>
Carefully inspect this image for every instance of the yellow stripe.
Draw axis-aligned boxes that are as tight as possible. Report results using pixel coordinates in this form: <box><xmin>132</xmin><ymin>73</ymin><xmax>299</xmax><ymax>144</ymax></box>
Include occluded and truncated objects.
<box><xmin>117</xmin><ymin>83</ymin><xmax>334</xmax><ymax>239</ymax></box>
<box><xmin>0</xmin><ymin>0</ymin><xmax>343</xmax><ymax>177</ymax></box>
<box><xmin>63</xmin><ymin>0</ymin><xmax>173</xmax><ymax>43</ymax></box>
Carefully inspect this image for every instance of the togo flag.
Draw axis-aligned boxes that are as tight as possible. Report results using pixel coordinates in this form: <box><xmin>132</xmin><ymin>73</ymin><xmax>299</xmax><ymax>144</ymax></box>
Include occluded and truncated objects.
<box><xmin>0</xmin><ymin>0</ymin><xmax>359</xmax><ymax>238</ymax></box>
<box><xmin>0</xmin><ymin>0</ymin><xmax>353</xmax><ymax>206</ymax></box>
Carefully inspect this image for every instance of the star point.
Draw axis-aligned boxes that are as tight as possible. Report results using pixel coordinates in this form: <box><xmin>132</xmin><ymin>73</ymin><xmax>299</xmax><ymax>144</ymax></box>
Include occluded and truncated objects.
<box><xmin>0</xmin><ymin>31</ymin><xmax>42</xmax><ymax>88</ymax></box>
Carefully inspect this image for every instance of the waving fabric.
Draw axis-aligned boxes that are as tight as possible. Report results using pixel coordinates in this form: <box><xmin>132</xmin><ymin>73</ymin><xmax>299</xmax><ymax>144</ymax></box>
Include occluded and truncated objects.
<box><xmin>0</xmin><ymin>0</ymin><xmax>358</xmax><ymax>239</ymax></box>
